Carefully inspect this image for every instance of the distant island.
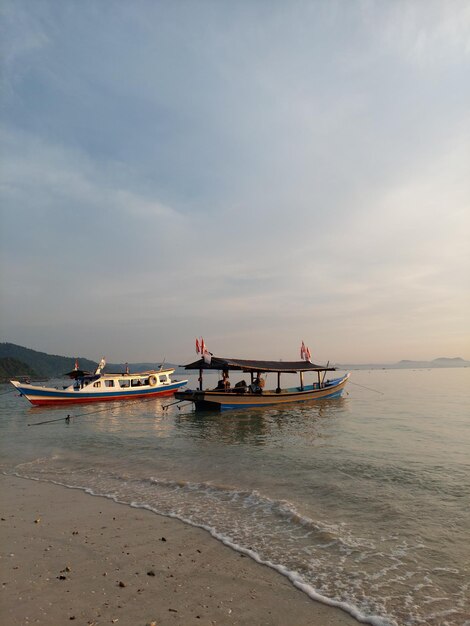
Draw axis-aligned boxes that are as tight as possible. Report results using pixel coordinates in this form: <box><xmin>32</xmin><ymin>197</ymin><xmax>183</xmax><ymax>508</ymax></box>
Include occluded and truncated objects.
<box><xmin>0</xmin><ymin>342</ymin><xmax>468</xmax><ymax>381</ymax></box>
<box><xmin>335</xmin><ymin>357</ymin><xmax>470</xmax><ymax>370</ymax></box>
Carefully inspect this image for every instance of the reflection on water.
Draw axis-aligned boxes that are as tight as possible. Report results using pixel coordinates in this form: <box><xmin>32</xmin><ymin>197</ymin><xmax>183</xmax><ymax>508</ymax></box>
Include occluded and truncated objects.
<box><xmin>1</xmin><ymin>369</ymin><xmax>470</xmax><ymax>626</ymax></box>
<box><xmin>172</xmin><ymin>395</ymin><xmax>348</xmax><ymax>447</ymax></box>
<box><xmin>177</xmin><ymin>411</ymin><xmax>269</xmax><ymax>445</ymax></box>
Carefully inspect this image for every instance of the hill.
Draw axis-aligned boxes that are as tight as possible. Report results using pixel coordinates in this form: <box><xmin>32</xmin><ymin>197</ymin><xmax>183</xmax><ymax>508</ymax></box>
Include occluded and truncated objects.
<box><xmin>0</xmin><ymin>343</ymin><xmax>98</xmax><ymax>378</ymax></box>
<box><xmin>336</xmin><ymin>357</ymin><xmax>470</xmax><ymax>370</ymax></box>
<box><xmin>0</xmin><ymin>343</ymin><xmax>175</xmax><ymax>379</ymax></box>
<box><xmin>0</xmin><ymin>357</ymin><xmax>38</xmax><ymax>382</ymax></box>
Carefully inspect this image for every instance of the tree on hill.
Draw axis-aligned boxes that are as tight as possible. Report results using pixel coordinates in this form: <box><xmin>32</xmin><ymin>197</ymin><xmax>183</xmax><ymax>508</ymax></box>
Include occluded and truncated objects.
<box><xmin>0</xmin><ymin>343</ymin><xmax>97</xmax><ymax>378</ymax></box>
<box><xmin>0</xmin><ymin>357</ymin><xmax>37</xmax><ymax>381</ymax></box>
<box><xmin>0</xmin><ymin>343</ymin><xmax>177</xmax><ymax>377</ymax></box>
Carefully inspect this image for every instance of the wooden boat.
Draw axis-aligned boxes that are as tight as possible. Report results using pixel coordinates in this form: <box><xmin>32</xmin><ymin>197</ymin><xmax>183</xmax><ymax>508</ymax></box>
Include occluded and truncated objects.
<box><xmin>174</xmin><ymin>355</ymin><xmax>349</xmax><ymax>410</ymax></box>
<box><xmin>11</xmin><ymin>359</ymin><xmax>187</xmax><ymax>406</ymax></box>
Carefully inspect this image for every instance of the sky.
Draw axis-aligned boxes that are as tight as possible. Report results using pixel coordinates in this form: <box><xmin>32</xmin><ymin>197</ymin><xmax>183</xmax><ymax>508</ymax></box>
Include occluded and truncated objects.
<box><xmin>1</xmin><ymin>0</ymin><xmax>469</xmax><ymax>365</ymax></box>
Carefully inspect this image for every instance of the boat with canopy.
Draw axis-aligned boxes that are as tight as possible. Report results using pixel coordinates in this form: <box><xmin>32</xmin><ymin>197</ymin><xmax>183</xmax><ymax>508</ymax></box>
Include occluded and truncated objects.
<box><xmin>11</xmin><ymin>358</ymin><xmax>188</xmax><ymax>406</ymax></box>
<box><xmin>174</xmin><ymin>354</ymin><xmax>349</xmax><ymax>411</ymax></box>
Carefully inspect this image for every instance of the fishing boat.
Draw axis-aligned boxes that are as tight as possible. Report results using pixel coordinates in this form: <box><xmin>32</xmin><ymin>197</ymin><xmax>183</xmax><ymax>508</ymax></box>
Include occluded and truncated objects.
<box><xmin>174</xmin><ymin>354</ymin><xmax>349</xmax><ymax>411</ymax></box>
<box><xmin>10</xmin><ymin>358</ymin><xmax>187</xmax><ymax>406</ymax></box>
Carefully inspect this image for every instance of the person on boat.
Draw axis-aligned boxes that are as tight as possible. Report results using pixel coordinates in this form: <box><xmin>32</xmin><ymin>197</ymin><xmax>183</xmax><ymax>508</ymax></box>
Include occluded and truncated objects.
<box><xmin>250</xmin><ymin>373</ymin><xmax>265</xmax><ymax>394</ymax></box>
<box><xmin>234</xmin><ymin>379</ymin><xmax>248</xmax><ymax>393</ymax></box>
<box><xmin>215</xmin><ymin>370</ymin><xmax>230</xmax><ymax>391</ymax></box>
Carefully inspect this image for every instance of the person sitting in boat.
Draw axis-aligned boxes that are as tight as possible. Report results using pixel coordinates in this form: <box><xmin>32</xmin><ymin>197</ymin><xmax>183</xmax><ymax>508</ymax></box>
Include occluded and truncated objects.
<box><xmin>215</xmin><ymin>370</ymin><xmax>230</xmax><ymax>391</ymax></box>
<box><xmin>250</xmin><ymin>373</ymin><xmax>265</xmax><ymax>394</ymax></box>
<box><xmin>234</xmin><ymin>379</ymin><xmax>247</xmax><ymax>393</ymax></box>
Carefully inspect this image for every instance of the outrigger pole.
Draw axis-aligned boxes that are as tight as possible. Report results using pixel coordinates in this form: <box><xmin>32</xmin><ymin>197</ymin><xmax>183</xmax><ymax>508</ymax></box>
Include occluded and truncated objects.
<box><xmin>162</xmin><ymin>399</ymin><xmax>189</xmax><ymax>411</ymax></box>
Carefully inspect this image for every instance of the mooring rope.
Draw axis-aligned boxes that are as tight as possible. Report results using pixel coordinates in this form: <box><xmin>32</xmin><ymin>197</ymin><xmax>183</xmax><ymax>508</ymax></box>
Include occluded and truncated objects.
<box><xmin>28</xmin><ymin>393</ymin><xmax>170</xmax><ymax>427</ymax></box>
<box><xmin>348</xmin><ymin>381</ymin><xmax>384</xmax><ymax>395</ymax></box>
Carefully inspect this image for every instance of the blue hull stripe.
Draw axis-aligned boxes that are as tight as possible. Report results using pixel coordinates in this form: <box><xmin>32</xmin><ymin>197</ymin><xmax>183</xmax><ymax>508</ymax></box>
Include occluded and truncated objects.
<box><xmin>16</xmin><ymin>381</ymin><xmax>185</xmax><ymax>400</ymax></box>
<box><xmin>217</xmin><ymin>387</ymin><xmax>346</xmax><ymax>409</ymax></box>
<box><xmin>177</xmin><ymin>374</ymin><xmax>350</xmax><ymax>411</ymax></box>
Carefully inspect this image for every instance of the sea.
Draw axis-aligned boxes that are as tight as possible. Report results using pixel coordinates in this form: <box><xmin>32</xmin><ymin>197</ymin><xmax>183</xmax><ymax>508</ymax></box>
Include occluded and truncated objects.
<box><xmin>1</xmin><ymin>368</ymin><xmax>469</xmax><ymax>626</ymax></box>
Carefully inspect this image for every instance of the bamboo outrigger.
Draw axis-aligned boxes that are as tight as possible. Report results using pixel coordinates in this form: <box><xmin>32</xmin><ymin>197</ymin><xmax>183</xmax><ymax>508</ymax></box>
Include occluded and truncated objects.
<box><xmin>174</xmin><ymin>355</ymin><xmax>349</xmax><ymax>411</ymax></box>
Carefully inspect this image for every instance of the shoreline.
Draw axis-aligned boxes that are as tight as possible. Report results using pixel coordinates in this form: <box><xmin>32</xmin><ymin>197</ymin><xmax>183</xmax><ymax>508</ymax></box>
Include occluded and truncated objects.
<box><xmin>1</xmin><ymin>474</ymin><xmax>360</xmax><ymax>625</ymax></box>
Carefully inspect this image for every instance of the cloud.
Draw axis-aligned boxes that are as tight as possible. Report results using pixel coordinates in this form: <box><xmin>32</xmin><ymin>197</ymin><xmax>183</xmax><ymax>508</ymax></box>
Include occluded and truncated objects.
<box><xmin>360</xmin><ymin>0</ymin><xmax>470</xmax><ymax>67</ymax></box>
<box><xmin>1</xmin><ymin>1</ymin><xmax>469</xmax><ymax>362</ymax></box>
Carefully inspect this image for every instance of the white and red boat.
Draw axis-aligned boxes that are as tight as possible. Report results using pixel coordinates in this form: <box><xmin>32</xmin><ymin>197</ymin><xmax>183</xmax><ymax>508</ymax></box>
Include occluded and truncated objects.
<box><xmin>11</xmin><ymin>358</ymin><xmax>187</xmax><ymax>406</ymax></box>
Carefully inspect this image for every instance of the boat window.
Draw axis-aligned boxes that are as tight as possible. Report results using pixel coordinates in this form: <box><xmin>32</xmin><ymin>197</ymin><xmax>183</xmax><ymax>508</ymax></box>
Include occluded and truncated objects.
<box><xmin>131</xmin><ymin>379</ymin><xmax>142</xmax><ymax>387</ymax></box>
<box><xmin>93</xmin><ymin>381</ymin><xmax>101</xmax><ymax>388</ymax></box>
<box><xmin>105</xmin><ymin>380</ymin><xmax>114</xmax><ymax>388</ymax></box>
<box><xmin>119</xmin><ymin>379</ymin><xmax>130</xmax><ymax>388</ymax></box>
<box><xmin>159</xmin><ymin>375</ymin><xmax>168</xmax><ymax>384</ymax></box>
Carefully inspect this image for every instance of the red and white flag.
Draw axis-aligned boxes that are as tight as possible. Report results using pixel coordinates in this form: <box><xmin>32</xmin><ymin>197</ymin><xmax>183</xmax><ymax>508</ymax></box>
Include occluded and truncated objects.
<box><xmin>74</xmin><ymin>359</ymin><xmax>79</xmax><ymax>370</ymax></box>
<box><xmin>300</xmin><ymin>342</ymin><xmax>311</xmax><ymax>361</ymax></box>
<box><xmin>196</xmin><ymin>336</ymin><xmax>211</xmax><ymax>363</ymax></box>
<box><xmin>196</xmin><ymin>337</ymin><xmax>208</xmax><ymax>357</ymax></box>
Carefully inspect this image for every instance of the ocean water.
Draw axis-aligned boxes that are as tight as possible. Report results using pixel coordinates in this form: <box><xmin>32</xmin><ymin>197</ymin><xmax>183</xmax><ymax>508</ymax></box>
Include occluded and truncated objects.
<box><xmin>1</xmin><ymin>368</ymin><xmax>469</xmax><ymax>626</ymax></box>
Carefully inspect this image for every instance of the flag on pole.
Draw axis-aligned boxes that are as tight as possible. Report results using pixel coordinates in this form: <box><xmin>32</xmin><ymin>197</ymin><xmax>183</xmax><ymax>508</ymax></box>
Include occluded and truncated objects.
<box><xmin>95</xmin><ymin>357</ymin><xmax>106</xmax><ymax>375</ymax></box>
<box><xmin>300</xmin><ymin>341</ymin><xmax>311</xmax><ymax>361</ymax></box>
<box><xmin>195</xmin><ymin>336</ymin><xmax>211</xmax><ymax>363</ymax></box>
<box><xmin>196</xmin><ymin>337</ymin><xmax>208</xmax><ymax>357</ymax></box>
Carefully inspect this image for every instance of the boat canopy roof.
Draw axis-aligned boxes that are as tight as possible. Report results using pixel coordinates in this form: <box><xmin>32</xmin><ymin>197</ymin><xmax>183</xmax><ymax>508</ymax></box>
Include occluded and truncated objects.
<box><xmin>65</xmin><ymin>368</ymin><xmax>174</xmax><ymax>380</ymax></box>
<box><xmin>65</xmin><ymin>369</ymin><xmax>93</xmax><ymax>379</ymax></box>
<box><xmin>181</xmin><ymin>356</ymin><xmax>336</xmax><ymax>374</ymax></box>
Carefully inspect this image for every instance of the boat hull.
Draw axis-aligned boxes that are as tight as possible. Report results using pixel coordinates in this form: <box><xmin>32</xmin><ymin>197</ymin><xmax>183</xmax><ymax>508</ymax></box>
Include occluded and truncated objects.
<box><xmin>11</xmin><ymin>380</ymin><xmax>187</xmax><ymax>406</ymax></box>
<box><xmin>175</xmin><ymin>374</ymin><xmax>349</xmax><ymax>410</ymax></box>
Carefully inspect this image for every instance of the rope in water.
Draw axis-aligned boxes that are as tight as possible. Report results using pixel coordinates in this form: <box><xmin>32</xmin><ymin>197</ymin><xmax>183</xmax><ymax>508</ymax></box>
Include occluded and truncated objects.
<box><xmin>28</xmin><ymin>393</ymin><xmax>171</xmax><ymax>427</ymax></box>
<box><xmin>348</xmin><ymin>381</ymin><xmax>384</xmax><ymax>395</ymax></box>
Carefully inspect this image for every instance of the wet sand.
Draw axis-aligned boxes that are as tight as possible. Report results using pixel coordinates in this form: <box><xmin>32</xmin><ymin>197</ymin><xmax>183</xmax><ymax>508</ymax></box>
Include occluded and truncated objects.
<box><xmin>1</xmin><ymin>474</ymin><xmax>360</xmax><ymax>625</ymax></box>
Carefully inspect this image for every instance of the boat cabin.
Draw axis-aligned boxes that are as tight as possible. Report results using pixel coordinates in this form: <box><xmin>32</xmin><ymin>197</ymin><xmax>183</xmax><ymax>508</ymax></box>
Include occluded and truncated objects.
<box><xmin>69</xmin><ymin>371</ymin><xmax>173</xmax><ymax>390</ymax></box>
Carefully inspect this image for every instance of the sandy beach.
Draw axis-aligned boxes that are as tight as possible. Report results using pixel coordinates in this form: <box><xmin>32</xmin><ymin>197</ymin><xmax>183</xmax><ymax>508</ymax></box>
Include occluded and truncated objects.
<box><xmin>0</xmin><ymin>474</ymin><xmax>360</xmax><ymax>626</ymax></box>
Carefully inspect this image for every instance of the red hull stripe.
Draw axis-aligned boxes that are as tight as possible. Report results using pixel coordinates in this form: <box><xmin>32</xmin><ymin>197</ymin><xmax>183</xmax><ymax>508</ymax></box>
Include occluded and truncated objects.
<box><xmin>26</xmin><ymin>388</ymin><xmax>182</xmax><ymax>406</ymax></box>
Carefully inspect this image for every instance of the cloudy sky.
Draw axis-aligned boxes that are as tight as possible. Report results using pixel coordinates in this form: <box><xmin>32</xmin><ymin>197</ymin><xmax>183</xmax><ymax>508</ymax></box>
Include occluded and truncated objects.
<box><xmin>1</xmin><ymin>0</ymin><xmax>469</xmax><ymax>364</ymax></box>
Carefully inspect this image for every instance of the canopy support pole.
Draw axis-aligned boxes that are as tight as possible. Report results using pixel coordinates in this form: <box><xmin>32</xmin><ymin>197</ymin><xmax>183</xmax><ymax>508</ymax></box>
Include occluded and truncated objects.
<box><xmin>321</xmin><ymin>361</ymin><xmax>330</xmax><ymax>386</ymax></box>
